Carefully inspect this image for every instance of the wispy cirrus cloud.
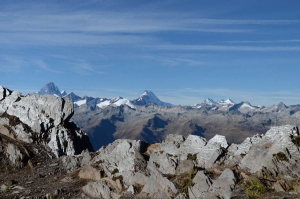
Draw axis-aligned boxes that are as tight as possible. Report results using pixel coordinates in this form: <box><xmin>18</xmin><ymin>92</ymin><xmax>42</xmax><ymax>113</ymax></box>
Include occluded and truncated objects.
<box><xmin>74</xmin><ymin>62</ymin><xmax>106</xmax><ymax>75</ymax></box>
<box><xmin>225</xmin><ymin>39</ymin><xmax>300</xmax><ymax>43</ymax></box>
<box><xmin>190</xmin><ymin>19</ymin><xmax>300</xmax><ymax>25</ymax></box>
<box><xmin>0</xmin><ymin>55</ymin><xmax>25</xmax><ymax>72</ymax></box>
<box><xmin>155</xmin><ymin>44</ymin><xmax>300</xmax><ymax>52</ymax></box>
<box><xmin>141</xmin><ymin>55</ymin><xmax>206</xmax><ymax>67</ymax></box>
<box><xmin>33</xmin><ymin>60</ymin><xmax>64</xmax><ymax>74</ymax></box>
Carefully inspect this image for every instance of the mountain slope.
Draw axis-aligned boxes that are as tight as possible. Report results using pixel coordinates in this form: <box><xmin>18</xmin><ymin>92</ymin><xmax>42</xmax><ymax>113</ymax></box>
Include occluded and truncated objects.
<box><xmin>72</xmin><ymin>103</ymin><xmax>288</xmax><ymax>150</ymax></box>
<box><xmin>38</xmin><ymin>82</ymin><xmax>62</xmax><ymax>97</ymax></box>
<box><xmin>132</xmin><ymin>90</ymin><xmax>173</xmax><ymax>106</ymax></box>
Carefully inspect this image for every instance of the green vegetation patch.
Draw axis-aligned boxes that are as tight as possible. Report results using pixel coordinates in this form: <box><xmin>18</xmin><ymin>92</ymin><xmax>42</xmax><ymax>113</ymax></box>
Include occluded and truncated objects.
<box><xmin>245</xmin><ymin>180</ymin><xmax>268</xmax><ymax>198</ymax></box>
<box><xmin>291</xmin><ymin>135</ymin><xmax>300</xmax><ymax>147</ymax></box>
<box><xmin>273</xmin><ymin>152</ymin><xmax>289</xmax><ymax>162</ymax></box>
<box><xmin>187</xmin><ymin>153</ymin><xmax>197</xmax><ymax>161</ymax></box>
<box><xmin>180</xmin><ymin>169</ymin><xmax>197</xmax><ymax>195</ymax></box>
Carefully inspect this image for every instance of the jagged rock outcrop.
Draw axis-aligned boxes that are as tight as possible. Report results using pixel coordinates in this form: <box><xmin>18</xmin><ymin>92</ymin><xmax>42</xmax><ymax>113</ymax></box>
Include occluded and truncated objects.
<box><xmin>77</xmin><ymin>125</ymin><xmax>300</xmax><ymax>198</ymax></box>
<box><xmin>3</xmin><ymin>84</ymin><xmax>300</xmax><ymax>198</ymax></box>
<box><xmin>237</xmin><ymin>125</ymin><xmax>300</xmax><ymax>178</ymax></box>
<box><xmin>189</xmin><ymin>169</ymin><xmax>236</xmax><ymax>199</ymax></box>
<box><xmin>0</xmin><ymin>85</ymin><xmax>93</xmax><ymax>159</ymax></box>
<box><xmin>141</xmin><ymin>165</ymin><xmax>178</xmax><ymax>198</ymax></box>
<box><xmin>0</xmin><ymin>85</ymin><xmax>95</xmax><ymax>198</ymax></box>
<box><xmin>82</xmin><ymin>181</ymin><xmax>120</xmax><ymax>199</ymax></box>
<box><xmin>90</xmin><ymin>139</ymin><xmax>148</xmax><ymax>177</ymax></box>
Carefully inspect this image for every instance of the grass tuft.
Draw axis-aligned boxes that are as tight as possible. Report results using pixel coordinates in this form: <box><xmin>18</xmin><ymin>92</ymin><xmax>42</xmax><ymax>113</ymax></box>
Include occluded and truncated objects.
<box><xmin>291</xmin><ymin>135</ymin><xmax>300</xmax><ymax>147</ymax></box>
<box><xmin>187</xmin><ymin>153</ymin><xmax>197</xmax><ymax>161</ymax></box>
<box><xmin>180</xmin><ymin>169</ymin><xmax>197</xmax><ymax>195</ymax></box>
<box><xmin>245</xmin><ymin>180</ymin><xmax>268</xmax><ymax>198</ymax></box>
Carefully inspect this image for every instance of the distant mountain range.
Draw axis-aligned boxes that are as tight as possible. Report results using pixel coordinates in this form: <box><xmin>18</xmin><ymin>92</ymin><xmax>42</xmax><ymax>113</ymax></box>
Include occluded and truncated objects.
<box><xmin>38</xmin><ymin>82</ymin><xmax>173</xmax><ymax>108</ymax></box>
<box><xmin>37</xmin><ymin>82</ymin><xmax>300</xmax><ymax>150</ymax></box>
<box><xmin>38</xmin><ymin>82</ymin><xmax>257</xmax><ymax>110</ymax></box>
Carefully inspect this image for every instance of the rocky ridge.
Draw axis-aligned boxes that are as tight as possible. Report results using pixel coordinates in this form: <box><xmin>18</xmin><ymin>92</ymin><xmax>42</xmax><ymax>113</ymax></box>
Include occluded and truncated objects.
<box><xmin>36</xmin><ymin>83</ymin><xmax>300</xmax><ymax>151</ymax></box>
<box><xmin>0</xmin><ymin>85</ymin><xmax>93</xmax><ymax>157</ymax></box>
<box><xmin>76</xmin><ymin>125</ymin><xmax>300</xmax><ymax>198</ymax></box>
<box><xmin>2</xmin><ymin>85</ymin><xmax>300</xmax><ymax>198</ymax></box>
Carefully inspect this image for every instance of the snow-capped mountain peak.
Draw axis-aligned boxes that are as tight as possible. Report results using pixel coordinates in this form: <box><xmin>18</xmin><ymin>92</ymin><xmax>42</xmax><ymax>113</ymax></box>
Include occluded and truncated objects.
<box><xmin>217</xmin><ymin>99</ymin><xmax>235</xmax><ymax>105</ymax></box>
<box><xmin>192</xmin><ymin>98</ymin><xmax>235</xmax><ymax>109</ymax></box>
<box><xmin>133</xmin><ymin>90</ymin><xmax>173</xmax><ymax>106</ymax></box>
<box><xmin>38</xmin><ymin>82</ymin><xmax>62</xmax><ymax>97</ymax></box>
<box><xmin>203</xmin><ymin>98</ymin><xmax>217</xmax><ymax>106</ymax></box>
<box><xmin>61</xmin><ymin>90</ymin><xmax>67</xmax><ymax>97</ymax></box>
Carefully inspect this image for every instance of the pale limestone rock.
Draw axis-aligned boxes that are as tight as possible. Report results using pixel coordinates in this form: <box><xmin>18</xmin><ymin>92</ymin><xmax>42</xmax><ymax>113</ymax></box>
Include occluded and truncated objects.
<box><xmin>122</xmin><ymin>171</ymin><xmax>148</xmax><ymax>187</ymax></box>
<box><xmin>90</xmin><ymin>139</ymin><xmax>148</xmax><ymax>176</ymax></box>
<box><xmin>164</xmin><ymin>134</ymin><xmax>185</xmax><ymax>144</ymax></box>
<box><xmin>196</xmin><ymin>140</ymin><xmax>224</xmax><ymax>169</ymax></box>
<box><xmin>273</xmin><ymin>180</ymin><xmax>288</xmax><ymax>192</ymax></box>
<box><xmin>48</xmin><ymin>128</ymin><xmax>75</xmax><ymax>157</ymax></box>
<box><xmin>148</xmin><ymin>151</ymin><xmax>178</xmax><ymax>175</ymax></box>
<box><xmin>80</xmin><ymin>149</ymin><xmax>92</xmax><ymax>167</ymax></box>
<box><xmin>189</xmin><ymin>171</ymin><xmax>212</xmax><ymax>198</ymax></box>
<box><xmin>175</xmin><ymin>159</ymin><xmax>194</xmax><ymax>175</ymax></box>
<box><xmin>208</xmin><ymin>134</ymin><xmax>228</xmax><ymax>148</ymax></box>
<box><xmin>79</xmin><ymin>165</ymin><xmax>101</xmax><ymax>181</ymax></box>
<box><xmin>0</xmin><ymin>125</ymin><xmax>11</xmax><ymax>138</ymax></box>
<box><xmin>174</xmin><ymin>193</ymin><xmax>187</xmax><ymax>199</ymax></box>
<box><xmin>141</xmin><ymin>166</ymin><xmax>177</xmax><ymax>198</ymax></box>
<box><xmin>47</xmin><ymin>126</ymin><xmax>93</xmax><ymax>157</ymax></box>
<box><xmin>6</xmin><ymin>94</ymin><xmax>73</xmax><ymax>127</ymax></box>
<box><xmin>82</xmin><ymin>181</ymin><xmax>120</xmax><ymax>199</ymax></box>
<box><xmin>0</xmin><ymin>86</ymin><xmax>5</xmax><ymax>101</ymax></box>
<box><xmin>61</xmin><ymin>155</ymin><xmax>80</xmax><ymax>172</ymax></box>
<box><xmin>212</xmin><ymin>169</ymin><xmax>236</xmax><ymax>198</ymax></box>
<box><xmin>189</xmin><ymin>169</ymin><xmax>236</xmax><ymax>199</ymax></box>
<box><xmin>5</xmin><ymin>143</ymin><xmax>25</xmax><ymax>167</ymax></box>
<box><xmin>11</xmin><ymin>124</ymin><xmax>33</xmax><ymax>143</ymax></box>
<box><xmin>127</xmin><ymin>185</ymin><xmax>135</xmax><ymax>194</ymax></box>
<box><xmin>239</xmin><ymin>125</ymin><xmax>300</xmax><ymax>175</ymax></box>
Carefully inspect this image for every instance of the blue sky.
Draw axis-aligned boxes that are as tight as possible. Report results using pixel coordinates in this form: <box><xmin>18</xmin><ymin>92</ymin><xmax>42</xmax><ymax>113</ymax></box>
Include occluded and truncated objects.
<box><xmin>1</xmin><ymin>0</ymin><xmax>300</xmax><ymax>106</ymax></box>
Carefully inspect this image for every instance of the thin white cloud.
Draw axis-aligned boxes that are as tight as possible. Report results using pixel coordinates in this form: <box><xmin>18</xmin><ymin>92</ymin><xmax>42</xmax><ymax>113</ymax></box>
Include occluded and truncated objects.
<box><xmin>190</xmin><ymin>19</ymin><xmax>300</xmax><ymax>25</ymax></box>
<box><xmin>75</xmin><ymin>63</ymin><xmax>106</xmax><ymax>75</ymax></box>
<box><xmin>155</xmin><ymin>44</ymin><xmax>300</xmax><ymax>52</ymax></box>
<box><xmin>141</xmin><ymin>55</ymin><xmax>205</xmax><ymax>67</ymax></box>
<box><xmin>0</xmin><ymin>32</ymin><xmax>154</xmax><ymax>47</ymax></box>
<box><xmin>34</xmin><ymin>60</ymin><xmax>64</xmax><ymax>74</ymax></box>
<box><xmin>0</xmin><ymin>55</ymin><xmax>25</xmax><ymax>72</ymax></box>
<box><xmin>225</xmin><ymin>39</ymin><xmax>300</xmax><ymax>43</ymax></box>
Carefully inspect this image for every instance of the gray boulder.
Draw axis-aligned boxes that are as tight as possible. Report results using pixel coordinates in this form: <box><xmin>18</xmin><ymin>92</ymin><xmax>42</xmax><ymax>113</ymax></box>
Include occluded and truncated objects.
<box><xmin>0</xmin><ymin>86</ymin><xmax>93</xmax><ymax>157</ymax></box>
<box><xmin>5</xmin><ymin>143</ymin><xmax>26</xmax><ymax>168</ymax></box>
<box><xmin>175</xmin><ymin>159</ymin><xmax>194</xmax><ymax>175</ymax></box>
<box><xmin>82</xmin><ymin>181</ymin><xmax>120</xmax><ymax>199</ymax></box>
<box><xmin>189</xmin><ymin>169</ymin><xmax>236</xmax><ymax>199</ymax></box>
<box><xmin>141</xmin><ymin>166</ymin><xmax>177</xmax><ymax>198</ymax></box>
<box><xmin>6</xmin><ymin>94</ymin><xmax>73</xmax><ymax>127</ymax></box>
<box><xmin>90</xmin><ymin>139</ymin><xmax>148</xmax><ymax>177</ymax></box>
<box><xmin>239</xmin><ymin>125</ymin><xmax>300</xmax><ymax>178</ymax></box>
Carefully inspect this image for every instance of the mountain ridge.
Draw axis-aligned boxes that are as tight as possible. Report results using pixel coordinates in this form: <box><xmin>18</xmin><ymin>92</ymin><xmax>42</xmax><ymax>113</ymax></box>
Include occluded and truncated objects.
<box><xmin>2</xmin><ymin>84</ymin><xmax>300</xmax><ymax>198</ymax></box>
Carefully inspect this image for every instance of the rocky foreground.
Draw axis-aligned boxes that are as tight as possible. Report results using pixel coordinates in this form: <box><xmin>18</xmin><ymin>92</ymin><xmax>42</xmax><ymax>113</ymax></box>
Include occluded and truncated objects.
<box><xmin>2</xmin><ymin>86</ymin><xmax>300</xmax><ymax>198</ymax></box>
